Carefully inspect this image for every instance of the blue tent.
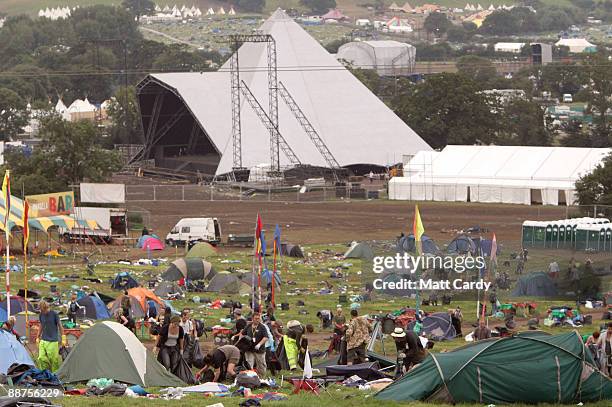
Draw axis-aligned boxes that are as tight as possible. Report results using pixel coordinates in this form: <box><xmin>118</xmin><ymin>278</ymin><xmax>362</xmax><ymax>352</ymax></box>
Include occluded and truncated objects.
<box><xmin>76</xmin><ymin>295</ymin><xmax>111</xmax><ymax>320</ymax></box>
<box><xmin>111</xmin><ymin>272</ymin><xmax>139</xmax><ymax>290</ymax></box>
<box><xmin>137</xmin><ymin>234</ymin><xmax>162</xmax><ymax>248</ymax></box>
<box><xmin>397</xmin><ymin>234</ymin><xmax>439</xmax><ymax>255</ymax></box>
<box><xmin>476</xmin><ymin>238</ymin><xmax>501</xmax><ymax>257</ymax></box>
<box><xmin>0</xmin><ymin>307</ymin><xmax>7</xmax><ymax>322</ymax></box>
<box><xmin>0</xmin><ymin>330</ymin><xmax>34</xmax><ymax>374</ymax></box>
<box><xmin>447</xmin><ymin>235</ymin><xmax>477</xmax><ymax>255</ymax></box>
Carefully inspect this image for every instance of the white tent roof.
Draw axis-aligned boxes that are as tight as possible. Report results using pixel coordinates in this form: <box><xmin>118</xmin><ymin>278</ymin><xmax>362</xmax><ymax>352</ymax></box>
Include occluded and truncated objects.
<box><xmin>147</xmin><ymin>9</ymin><xmax>430</xmax><ymax>175</ymax></box>
<box><xmin>405</xmin><ymin>145</ymin><xmax>609</xmax><ymax>184</ymax></box>
<box><xmin>555</xmin><ymin>38</ymin><xmax>596</xmax><ymax>53</ymax></box>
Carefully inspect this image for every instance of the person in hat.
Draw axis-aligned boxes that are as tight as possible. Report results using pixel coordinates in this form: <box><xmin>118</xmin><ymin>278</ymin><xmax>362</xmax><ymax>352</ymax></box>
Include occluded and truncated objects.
<box><xmin>391</xmin><ymin>327</ymin><xmax>407</xmax><ymax>377</ymax></box>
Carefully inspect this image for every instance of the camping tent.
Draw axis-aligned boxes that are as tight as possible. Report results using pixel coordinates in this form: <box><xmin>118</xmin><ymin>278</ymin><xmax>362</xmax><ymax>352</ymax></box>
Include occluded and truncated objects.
<box><xmin>280</xmin><ymin>243</ymin><xmax>304</xmax><ymax>258</ymax></box>
<box><xmin>0</xmin><ymin>296</ymin><xmax>35</xmax><ymax>317</ymax></box>
<box><xmin>512</xmin><ymin>272</ymin><xmax>558</xmax><ymax>297</ymax></box>
<box><xmin>139</xmin><ymin>235</ymin><xmax>164</xmax><ymax>251</ymax></box>
<box><xmin>376</xmin><ymin>331</ymin><xmax>612</xmax><ymax>403</ymax></box>
<box><xmin>111</xmin><ymin>272</ymin><xmax>139</xmax><ymax>290</ymax></box>
<box><xmin>205</xmin><ymin>272</ymin><xmax>251</xmax><ymax>294</ymax></box>
<box><xmin>186</xmin><ymin>242</ymin><xmax>217</xmax><ymax>258</ymax></box>
<box><xmin>57</xmin><ymin>321</ymin><xmax>184</xmax><ymax>386</ymax></box>
<box><xmin>397</xmin><ymin>234</ymin><xmax>439</xmax><ymax>254</ymax></box>
<box><xmin>13</xmin><ymin>312</ymin><xmax>39</xmax><ymax>338</ymax></box>
<box><xmin>137</xmin><ymin>234</ymin><xmax>162</xmax><ymax>248</ymax></box>
<box><xmin>408</xmin><ymin>312</ymin><xmax>456</xmax><ymax>341</ymax></box>
<box><xmin>108</xmin><ymin>288</ymin><xmax>165</xmax><ymax>319</ymax></box>
<box><xmin>447</xmin><ymin>235</ymin><xmax>476</xmax><ymax>255</ymax></box>
<box><xmin>154</xmin><ymin>281</ymin><xmax>184</xmax><ymax>298</ymax></box>
<box><xmin>125</xmin><ymin>288</ymin><xmax>165</xmax><ymax>311</ymax></box>
<box><xmin>76</xmin><ymin>295</ymin><xmax>111</xmax><ymax>320</ymax></box>
<box><xmin>0</xmin><ymin>330</ymin><xmax>34</xmax><ymax>374</ymax></box>
<box><xmin>162</xmin><ymin>258</ymin><xmax>215</xmax><ymax>281</ymax></box>
<box><xmin>344</xmin><ymin>242</ymin><xmax>374</xmax><ymax>260</ymax></box>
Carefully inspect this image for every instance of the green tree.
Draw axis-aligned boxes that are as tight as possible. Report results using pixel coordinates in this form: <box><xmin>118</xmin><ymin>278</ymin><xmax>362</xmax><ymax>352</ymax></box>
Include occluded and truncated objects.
<box><xmin>456</xmin><ymin>55</ymin><xmax>498</xmax><ymax>86</ymax></box>
<box><xmin>0</xmin><ymin>88</ymin><xmax>29</xmax><ymax>141</ymax></box>
<box><xmin>392</xmin><ymin>73</ymin><xmax>499</xmax><ymax>148</ymax></box>
<box><xmin>38</xmin><ymin>116</ymin><xmax>122</xmax><ymax>185</ymax></box>
<box><xmin>575</xmin><ymin>153</ymin><xmax>612</xmax><ymax>205</ymax></box>
<box><xmin>446</xmin><ymin>25</ymin><xmax>469</xmax><ymax>43</ymax></box>
<box><xmin>107</xmin><ymin>86</ymin><xmax>143</xmax><ymax>145</ymax></box>
<box><xmin>480</xmin><ymin>10</ymin><xmax>520</xmax><ymax>35</ymax></box>
<box><xmin>423</xmin><ymin>12</ymin><xmax>452</xmax><ymax>35</ymax></box>
<box><xmin>497</xmin><ymin>100</ymin><xmax>552</xmax><ymax>146</ymax></box>
<box><xmin>122</xmin><ymin>0</ymin><xmax>155</xmax><ymax>21</ymax></box>
<box><xmin>583</xmin><ymin>52</ymin><xmax>612</xmax><ymax>146</ymax></box>
<box><xmin>300</xmin><ymin>0</ymin><xmax>337</xmax><ymax>14</ymax></box>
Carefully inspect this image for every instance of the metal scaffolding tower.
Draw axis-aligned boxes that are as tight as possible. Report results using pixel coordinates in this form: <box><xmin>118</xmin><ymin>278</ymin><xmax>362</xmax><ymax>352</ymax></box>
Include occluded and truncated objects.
<box><xmin>228</xmin><ymin>34</ymin><xmax>281</xmax><ymax>172</ymax></box>
<box><xmin>278</xmin><ymin>81</ymin><xmax>341</xmax><ymax>170</ymax></box>
<box><xmin>240</xmin><ymin>81</ymin><xmax>301</xmax><ymax>166</ymax></box>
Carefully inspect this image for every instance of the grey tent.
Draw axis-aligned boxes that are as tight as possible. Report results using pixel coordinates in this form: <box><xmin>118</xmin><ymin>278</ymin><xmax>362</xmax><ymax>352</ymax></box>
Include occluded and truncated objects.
<box><xmin>408</xmin><ymin>312</ymin><xmax>456</xmax><ymax>341</ymax></box>
<box><xmin>397</xmin><ymin>234</ymin><xmax>439</xmax><ymax>254</ymax></box>
<box><xmin>447</xmin><ymin>235</ymin><xmax>476</xmax><ymax>255</ymax></box>
<box><xmin>344</xmin><ymin>242</ymin><xmax>374</xmax><ymax>260</ymax></box>
<box><xmin>162</xmin><ymin>258</ymin><xmax>215</xmax><ymax>281</ymax></box>
<box><xmin>205</xmin><ymin>272</ymin><xmax>251</xmax><ymax>295</ymax></box>
<box><xmin>154</xmin><ymin>281</ymin><xmax>184</xmax><ymax>298</ymax></box>
<box><xmin>280</xmin><ymin>243</ymin><xmax>304</xmax><ymax>258</ymax></box>
<box><xmin>57</xmin><ymin>321</ymin><xmax>184</xmax><ymax>387</ymax></box>
<box><xmin>512</xmin><ymin>272</ymin><xmax>558</xmax><ymax>297</ymax></box>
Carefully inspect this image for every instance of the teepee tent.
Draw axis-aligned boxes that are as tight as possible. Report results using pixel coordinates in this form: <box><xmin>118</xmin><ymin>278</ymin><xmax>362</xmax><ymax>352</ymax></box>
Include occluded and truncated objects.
<box><xmin>57</xmin><ymin>321</ymin><xmax>184</xmax><ymax>386</ymax></box>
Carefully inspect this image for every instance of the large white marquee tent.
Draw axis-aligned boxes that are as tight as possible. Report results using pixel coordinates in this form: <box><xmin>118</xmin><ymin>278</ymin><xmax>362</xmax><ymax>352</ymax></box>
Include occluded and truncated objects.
<box><xmin>390</xmin><ymin>145</ymin><xmax>610</xmax><ymax>205</ymax></box>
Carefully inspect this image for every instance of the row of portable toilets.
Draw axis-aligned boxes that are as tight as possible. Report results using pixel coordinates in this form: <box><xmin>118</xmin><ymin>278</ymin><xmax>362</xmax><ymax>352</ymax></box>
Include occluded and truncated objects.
<box><xmin>522</xmin><ymin>217</ymin><xmax>612</xmax><ymax>252</ymax></box>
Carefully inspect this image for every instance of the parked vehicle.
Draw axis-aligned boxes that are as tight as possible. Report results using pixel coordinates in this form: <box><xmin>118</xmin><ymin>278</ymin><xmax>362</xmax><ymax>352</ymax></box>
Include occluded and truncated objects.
<box><xmin>165</xmin><ymin>218</ymin><xmax>221</xmax><ymax>246</ymax></box>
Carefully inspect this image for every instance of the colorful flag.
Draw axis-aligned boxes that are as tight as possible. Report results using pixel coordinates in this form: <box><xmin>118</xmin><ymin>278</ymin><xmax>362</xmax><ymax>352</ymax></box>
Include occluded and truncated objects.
<box><xmin>413</xmin><ymin>205</ymin><xmax>425</xmax><ymax>254</ymax></box>
<box><xmin>490</xmin><ymin>233</ymin><xmax>498</xmax><ymax>265</ymax></box>
<box><xmin>22</xmin><ymin>199</ymin><xmax>29</xmax><ymax>248</ymax></box>
<box><xmin>260</xmin><ymin>230</ymin><xmax>267</xmax><ymax>257</ymax></box>
<box><xmin>255</xmin><ymin>214</ymin><xmax>263</xmax><ymax>254</ymax></box>
<box><xmin>2</xmin><ymin>170</ymin><xmax>10</xmax><ymax>228</ymax></box>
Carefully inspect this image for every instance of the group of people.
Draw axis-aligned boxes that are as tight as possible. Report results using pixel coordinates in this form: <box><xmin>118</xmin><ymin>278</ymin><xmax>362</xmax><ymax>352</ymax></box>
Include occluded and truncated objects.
<box><xmin>585</xmin><ymin>322</ymin><xmax>612</xmax><ymax>377</ymax></box>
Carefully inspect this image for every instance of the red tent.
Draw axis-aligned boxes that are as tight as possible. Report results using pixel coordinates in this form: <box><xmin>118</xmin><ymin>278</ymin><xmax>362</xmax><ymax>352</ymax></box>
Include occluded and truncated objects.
<box><xmin>321</xmin><ymin>9</ymin><xmax>348</xmax><ymax>21</ymax></box>
<box><xmin>142</xmin><ymin>236</ymin><xmax>164</xmax><ymax>251</ymax></box>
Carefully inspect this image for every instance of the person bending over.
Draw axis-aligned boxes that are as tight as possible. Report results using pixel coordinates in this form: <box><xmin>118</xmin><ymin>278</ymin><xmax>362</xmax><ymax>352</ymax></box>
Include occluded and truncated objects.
<box><xmin>197</xmin><ymin>345</ymin><xmax>240</xmax><ymax>382</ymax></box>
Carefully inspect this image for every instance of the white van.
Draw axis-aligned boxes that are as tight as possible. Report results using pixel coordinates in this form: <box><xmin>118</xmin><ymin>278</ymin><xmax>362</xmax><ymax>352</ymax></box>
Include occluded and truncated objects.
<box><xmin>562</xmin><ymin>93</ymin><xmax>573</xmax><ymax>103</ymax></box>
<box><xmin>165</xmin><ymin>218</ymin><xmax>221</xmax><ymax>246</ymax></box>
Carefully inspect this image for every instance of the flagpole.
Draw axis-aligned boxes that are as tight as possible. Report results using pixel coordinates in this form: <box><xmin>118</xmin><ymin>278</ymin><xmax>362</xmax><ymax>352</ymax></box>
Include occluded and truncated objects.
<box><xmin>252</xmin><ymin>215</ymin><xmax>258</xmax><ymax>311</ymax></box>
<box><xmin>272</xmin><ymin>240</ymin><xmax>276</xmax><ymax>307</ymax></box>
<box><xmin>23</xmin><ymin>198</ymin><xmax>29</xmax><ymax>339</ymax></box>
<box><xmin>3</xmin><ymin>170</ymin><xmax>11</xmax><ymax>318</ymax></box>
<box><xmin>5</xmin><ymin>228</ymin><xmax>9</xmax><ymax>317</ymax></box>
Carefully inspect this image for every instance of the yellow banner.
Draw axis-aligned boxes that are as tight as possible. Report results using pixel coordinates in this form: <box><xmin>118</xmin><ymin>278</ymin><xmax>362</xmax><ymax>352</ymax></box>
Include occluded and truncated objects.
<box><xmin>26</xmin><ymin>191</ymin><xmax>74</xmax><ymax>216</ymax></box>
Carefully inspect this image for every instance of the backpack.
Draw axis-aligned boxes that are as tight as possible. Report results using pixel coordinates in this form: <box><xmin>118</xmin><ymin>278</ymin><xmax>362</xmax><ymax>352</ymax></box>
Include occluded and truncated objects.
<box><xmin>194</xmin><ymin>319</ymin><xmax>205</xmax><ymax>338</ymax></box>
<box><xmin>69</xmin><ymin>302</ymin><xmax>79</xmax><ymax>313</ymax></box>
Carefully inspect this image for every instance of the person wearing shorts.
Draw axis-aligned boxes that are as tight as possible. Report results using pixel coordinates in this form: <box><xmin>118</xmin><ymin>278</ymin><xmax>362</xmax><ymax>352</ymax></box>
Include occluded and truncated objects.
<box><xmin>197</xmin><ymin>345</ymin><xmax>241</xmax><ymax>382</ymax></box>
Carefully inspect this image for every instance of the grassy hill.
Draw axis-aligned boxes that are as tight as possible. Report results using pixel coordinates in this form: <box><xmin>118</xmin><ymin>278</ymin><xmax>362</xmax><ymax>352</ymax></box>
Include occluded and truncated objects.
<box><xmin>3</xmin><ymin>0</ymin><xmax>573</xmax><ymax>18</ymax></box>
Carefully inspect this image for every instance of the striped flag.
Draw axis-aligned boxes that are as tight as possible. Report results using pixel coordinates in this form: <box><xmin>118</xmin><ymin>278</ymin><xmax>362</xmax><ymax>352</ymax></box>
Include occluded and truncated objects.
<box><xmin>413</xmin><ymin>205</ymin><xmax>425</xmax><ymax>254</ymax></box>
<box><xmin>2</xmin><ymin>170</ymin><xmax>10</xmax><ymax>229</ymax></box>
<box><xmin>23</xmin><ymin>199</ymin><xmax>29</xmax><ymax>248</ymax></box>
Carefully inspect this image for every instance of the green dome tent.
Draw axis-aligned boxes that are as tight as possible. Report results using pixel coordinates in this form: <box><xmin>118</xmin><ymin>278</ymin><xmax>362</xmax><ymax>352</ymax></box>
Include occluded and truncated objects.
<box><xmin>57</xmin><ymin>321</ymin><xmax>184</xmax><ymax>387</ymax></box>
<box><xmin>162</xmin><ymin>258</ymin><xmax>215</xmax><ymax>281</ymax></box>
<box><xmin>186</xmin><ymin>242</ymin><xmax>217</xmax><ymax>258</ymax></box>
<box><xmin>512</xmin><ymin>272</ymin><xmax>558</xmax><ymax>297</ymax></box>
<box><xmin>205</xmin><ymin>272</ymin><xmax>251</xmax><ymax>295</ymax></box>
<box><xmin>344</xmin><ymin>242</ymin><xmax>374</xmax><ymax>260</ymax></box>
<box><xmin>376</xmin><ymin>331</ymin><xmax>612</xmax><ymax>404</ymax></box>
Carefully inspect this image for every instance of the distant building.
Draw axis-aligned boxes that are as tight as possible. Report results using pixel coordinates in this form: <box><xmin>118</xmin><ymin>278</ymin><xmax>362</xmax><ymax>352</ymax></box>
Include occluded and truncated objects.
<box><xmin>555</xmin><ymin>38</ymin><xmax>596</xmax><ymax>53</ymax></box>
<box><xmin>531</xmin><ymin>43</ymin><xmax>552</xmax><ymax>66</ymax></box>
<box><xmin>337</xmin><ymin>40</ymin><xmax>416</xmax><ymax>76</ymax></box>
<box><xmin>494</xmin><ymin>42</ymin><xmax>525</xmax><ymax>53</ymax></box>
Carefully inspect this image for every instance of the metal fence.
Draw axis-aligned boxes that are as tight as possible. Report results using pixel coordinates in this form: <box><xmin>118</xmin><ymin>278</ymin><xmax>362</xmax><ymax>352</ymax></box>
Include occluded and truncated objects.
<box><xmin>125</xmin><ymin>184</ymin><xmax>385</xmax><ymax>203</ymax></box>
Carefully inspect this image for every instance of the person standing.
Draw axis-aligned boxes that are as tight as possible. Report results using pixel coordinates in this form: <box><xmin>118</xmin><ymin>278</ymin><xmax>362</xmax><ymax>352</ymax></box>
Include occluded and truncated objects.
<box><xmin>451</xmin><ymin>306</ymin><xmax>463</xmax><ymax>337</ymax></box>
<box><xmin>37</xmin><ymin>301</ymin><xmax>64</xmax><ymax>372</ymax></box>
<box><xmin>597</xmin><ymin>322</ymin><xmax>612</xmax><ymax>377</ymax></box>
<box><xmin>240</xmin><ymin>312</ymin><xmax>268</xmax><ymax>377</ymax></box>
<box><xmin>345</xmin><ymin>309</ymin><xmax>371</xmax><ymax>365</ymax></box>
<box><xmin>67</xmin><ymin>293</ymin><xmax>82</xmax><ymax>325</ymax></box>
<box><xmin>156</xmin><ymin>316</ymin><xmax>185</xmax><ymax>371</ymax></box>
<box><xmin>489</xmin><ymin>288</ymin><xmax>498</xmax><ymax>315</ymax></box>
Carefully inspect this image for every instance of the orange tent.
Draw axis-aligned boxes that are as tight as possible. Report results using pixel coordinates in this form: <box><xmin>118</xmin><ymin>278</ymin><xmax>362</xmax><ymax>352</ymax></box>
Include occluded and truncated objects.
<box><xmin>126</xmin><ymin>287</ymin><xmax>164</xmax><ymax>310</ymax></box>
